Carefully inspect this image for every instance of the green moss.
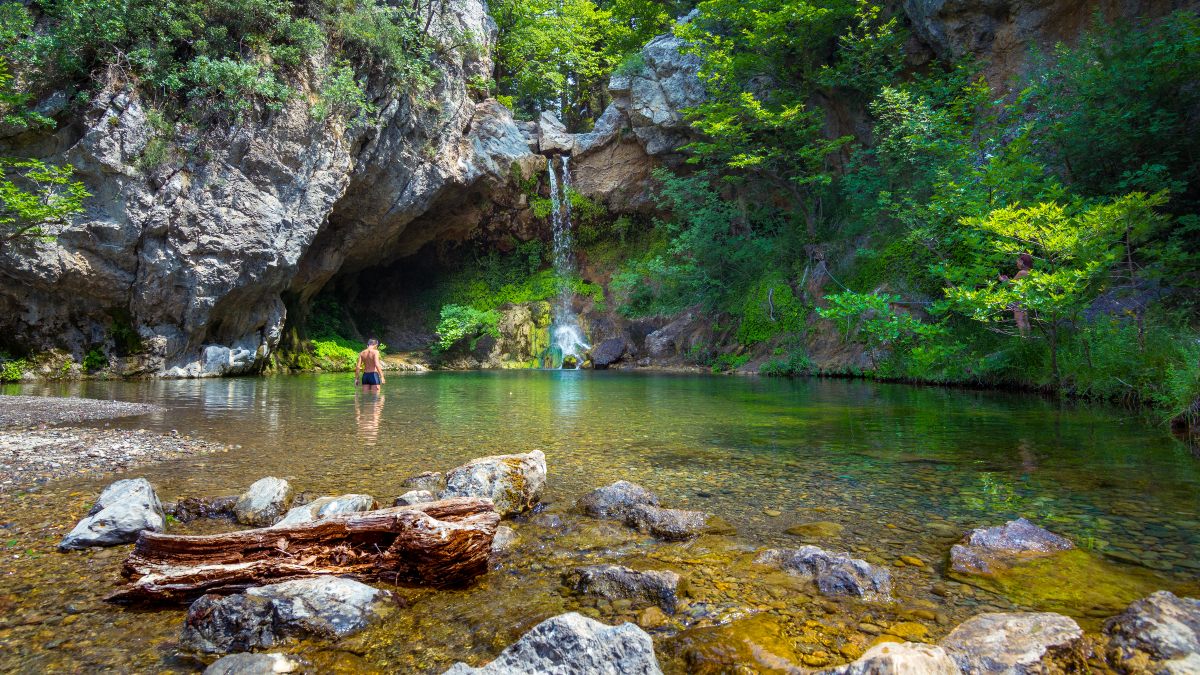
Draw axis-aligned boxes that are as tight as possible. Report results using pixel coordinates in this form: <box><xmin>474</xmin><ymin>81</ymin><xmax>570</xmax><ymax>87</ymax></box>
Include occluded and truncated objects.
<box><xmin>736</xmin><ymin>275</ymin><xmax>806</xmax><ymax>346</ymax></box>
<box><xmin>310</xmin><ymin>336</ymin><xmax>367</xmax><ymax>371</ymax></box>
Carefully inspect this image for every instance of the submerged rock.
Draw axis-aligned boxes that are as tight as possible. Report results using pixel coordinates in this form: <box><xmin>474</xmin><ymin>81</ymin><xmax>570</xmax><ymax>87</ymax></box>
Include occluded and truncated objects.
<box><xmin>401</xmin><ymin>471</ymin><xmax>445</xmax><ymax>492</ymax></box>
<box><xmin>624</xmin><ymin>504</ymin><xmax>721</xmax><ymax>540</ymax></box>
<box><xmin>569</xmin><ymin>564</ymin><xmax>682</xmax><ymax>613</ymax></box>
<box><xmin>442</xmin><ymin>450</ymin><xmax>546</xmax><ymax>517</ymax></box>
<box><xmin>59</xmin><ymin>478</ymin><xmax>166</xmax><ymax>550</ymax></box>
<box><xmin>950</xmin><ymin>518</ymin><xmax>1073</xmax><ymax>575</ymax></box>
<box><xmin>940</xmin><ymin>612</ymin><xmax>1084</xmax><ymax>674</ymax></box>
<box><xmin>1104</xmin><ymin>591</ymin><xmax>1200</xmax><ymax>673</ymax></box>
<box><xmin>755</xmin><ymin>547</ymin><xmax>891</xmax><ymax>601</ymax></box>
<box><xmin>273</xmin><ymin>494</ymin><xmax>377</xmax><ymax>527</ymax></box>
<box><xmin>577</xmin><ymin>481</ymin><xmax>660</xmax><ymax>519</ymax></box>
<box><xmin>491</xmin><ymin>525</ymin><xmax>519</xmax><ymax>555</ymax></box>
<box><xmin>442</xmin><ymin>612</ymin><xmax>662</xmax><ymax>674</ymax></box>
<box><xmin>168</xmin><ymin>495</ymin><xmax>238</xmax><ymax>523</ymax></box>
<box><xmin>827</xmin><ymin>641</ymin><xmax>959</xmax><ymax>674</ymax></box>
<box><xmin>393</xmin><ymin>490</ymin><xmax>436</xmax><ymax>507</ymax></box>
<box><xmin>181</xmin><ymin>577</ymin><xmax>393</xmax><ymax>654</ymax></box>
<box><xmin>785</xmin><ymin>521</ymin><xmax>845</xmax><ymax>539</ymax></box>
<box><xmin>234</xmin><ymin>477</ymin><xmax>293</xmax><ymax>527</ymax></box>
<box><xmin>203</xmin><ymin>653</ymin><xmax>302</xmax><ymax>675</ymax></box>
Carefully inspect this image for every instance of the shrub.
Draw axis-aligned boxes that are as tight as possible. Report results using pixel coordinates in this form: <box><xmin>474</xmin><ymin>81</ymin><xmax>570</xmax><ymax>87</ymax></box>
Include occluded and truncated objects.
<box><xmin>433</xmin><ymin>304</ymin><xmax>500</xmax><ymax>354</ymax></box>
<box><xmin>736</xmin><ymin>276</ymin><xmax>806</xmax><ymax>346</ymax></box>
<box><xmin>0</xmin><ymin>358</ymin><xmax>27</xmax><ymax>382</ymax></box>
<box><xmin>82</xmin><ymin>349</ymin><xmax>107</xmax><ymax>372</ymax></box>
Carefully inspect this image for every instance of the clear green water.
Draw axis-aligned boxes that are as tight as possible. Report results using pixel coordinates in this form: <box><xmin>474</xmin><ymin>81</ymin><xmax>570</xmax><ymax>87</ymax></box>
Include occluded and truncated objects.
<box><xmin>1</xmin><ymin>372</ymin><xmax>1198</xmax><ymax>672</ymax></box>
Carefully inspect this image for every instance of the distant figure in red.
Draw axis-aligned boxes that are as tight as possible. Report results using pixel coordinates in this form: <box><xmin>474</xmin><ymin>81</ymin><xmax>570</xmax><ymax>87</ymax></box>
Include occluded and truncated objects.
<box><xmin>1000</xmin><ymin>253</ymin><xmax>1034</xmax><ymax>336</ymax></box>
<box><xmin>355</xmin><ymin>339</ymin><xmax>386</xmax><ymax>391</ymax></box>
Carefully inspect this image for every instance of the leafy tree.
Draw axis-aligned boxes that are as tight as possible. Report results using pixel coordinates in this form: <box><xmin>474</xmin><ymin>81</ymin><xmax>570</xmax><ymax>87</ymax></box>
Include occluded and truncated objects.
<box><xmin>817</xmin><ymin>290</ymin><xmax>941</xmax><ymax>368</ymax></box>
<box><xmin>433</xmin><ymin>304</ymin><xmax>500</xmax><ymax>354</ymax></box>
<box><xmin>0</xmin><ymin>158</ymin><xmax>90</xmax><ymax>246</ymax></box>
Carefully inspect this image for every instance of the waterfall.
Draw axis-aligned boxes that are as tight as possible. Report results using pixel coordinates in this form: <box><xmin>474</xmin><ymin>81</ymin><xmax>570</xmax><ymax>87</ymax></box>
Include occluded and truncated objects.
<box><xmin>547</xmin><ymin>155</ymin><xmax>589</xmax><ymax>369</ymax></box>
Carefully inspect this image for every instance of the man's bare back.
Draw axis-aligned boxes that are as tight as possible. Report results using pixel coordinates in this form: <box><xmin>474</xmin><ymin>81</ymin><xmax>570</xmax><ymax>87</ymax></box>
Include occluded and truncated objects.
<box><xmin>355</xmin><ymin>339</ymin><xmax>385</xmax><ymax>390</ymax></box>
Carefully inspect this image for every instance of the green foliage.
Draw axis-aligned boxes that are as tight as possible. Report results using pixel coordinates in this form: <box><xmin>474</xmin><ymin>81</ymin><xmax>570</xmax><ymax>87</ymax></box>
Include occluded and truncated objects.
<box><xmin>82</xmin><ymin>348</ymin><xmax>107</xmax><ymax>372</ymax></box>
<box><xmin>818</xmin><ymin>291</ymin><xmax>944</xmax><ymax>369</ymax></box>
<box><xmin>736</xmin><ymin>276</ymin><xmax>805</xmax><ymax>345</ymax></box>
<box><xmin>816</xmin><ymin>0</ymin><xmax>906</xmax><ymax>98</ymax></box>
<box><xmin>0</xmin><ymin>158</ymin><xmax>90</xmax><ymax>245</ymax></box>
<box><xmin>612</xmin><ymin>52</ymin><xmax>646</xmax><ymax>78</ymax></box>
<box><xmin>0</xmin><ymin>357</ymin><xmax>27</xmax><ymax>382</ymax></box>
<box><xmin>310</xmin><ymin>336</ymin><xmax>364</xmax><ymax>371</ymax></box>
<box><xmin>760</xmin><ymin>350</ymin><xmax>813</xmax><ymax>376</ymax></box>
<box><xmin>313</xmin><ymin>60</ymin><xmax>376</xmax><ymax>125</ymax></box>
<box><xmin>710</xmin><ymin>352</ymin><xmax>750</xmax><ymax>373</ymax></box>
<box><xmin>433</xmin><ymin>304</ymin><xmax>500</xmax><ymax>354</ymax></box>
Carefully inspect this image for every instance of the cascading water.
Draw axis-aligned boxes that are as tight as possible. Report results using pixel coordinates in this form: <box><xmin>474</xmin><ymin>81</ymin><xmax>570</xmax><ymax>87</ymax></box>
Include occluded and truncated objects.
<box><xmin>547</xmin><ymin>155</ymin><xmax>589</xmax><ymax>369</ymax></box>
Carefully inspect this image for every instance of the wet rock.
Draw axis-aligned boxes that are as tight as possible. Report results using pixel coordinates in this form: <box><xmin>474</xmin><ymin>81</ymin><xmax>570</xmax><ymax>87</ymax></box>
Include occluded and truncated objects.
<box><xmin>1104</xmin><ymin>591</ymin><xmax>1200</xmax><ymax>673</ymax></box>
<box><xmin>785</xmin><ymin>521</ymin><xmax>844</xmax><ymax>539</ymax></box>
<box><xmin>442</xmin><ymin>612</ymin><xmax>662</xmax><ymax>674</ymax></box>
<box><xmin>577</xmin><ymin>481</ymin><xmax>660</xmax><ymax>519</ymax></box>
<box><xmin>638</xmin><ymin>606</ymin><xmax>669</xmax><ymax>630</ymax></box>
<box><xmin>755</xmin><ymin>547</ymin><xmax>892</xmax><ymax>601</ymax></box>
<box><xmin>442</xmin><ymin>450</ymin><xmax>546</xmax><ymax>517</ymax></box>
<box><xmin>950</xmin><ymin>518</ymin><xmax>1073</xmax><ymax>575</ymax></box>
<box><xmin>623</xmin><ymin>504</ymin><xmax>724</xmax><ymax>541</ymax></box>
<box><xmin>180</xmin><ymin>577</ymin><xmax>393</xmax><ymax>654</ymax></box>
<box><xmin>401</xmin><ymin>471</ymin><xmax>445</xmax><ymax>492</ymax></box>
<box><xmin>203</xmin><ymin>653</ymin><xmax>302</xmax><ymax>675</ymax></box>
<box><xmin>569</xmin><ymin>564</ymin><xmax>682</xmax><ymax>613</ymax></box>
<box><xmin>234</xmin><ymin>477</ymin><xmax>293</xmax><ymax>527</ymax></box>
<box><xmin>827</xmin><ymin>641</ymin><xmax>959</xmax><ymax>674</ymax></box>
<box><xmin>59</xmin><ymin>478</ymin><xmax>166</xmax><ymax>550</ymax></box>
<box><xmin>168</xmin><ymin>495</ymin><xmax>238</xmax><ymax>523</ymax></box>
<box><xmin>590</xmin><ymin>338</ymin><xmax>627</xmax><ymax>369</ymax></box>
<box><xmin>940</xmin><ymin>612</ymin><xmax>1084</xmax><ymax>674</ymax></box>
<box><xmin>491</xmin><ymin>525</ymin><xmax>519</xmax><ymax>555</ymax></box>
<box><xmin>667</xmin><ymin>613</ymin><xmax>800</xmax><ymax>673</ymax></box>
<box><xmin>273</xmin><ymin>494</ymin><xmax>377</xmax><ymax>527</ymax></box>
<box><xmin>393</xmin><ymin>490</ymin><xmax>436</xmax><ymax>507</ymax></box>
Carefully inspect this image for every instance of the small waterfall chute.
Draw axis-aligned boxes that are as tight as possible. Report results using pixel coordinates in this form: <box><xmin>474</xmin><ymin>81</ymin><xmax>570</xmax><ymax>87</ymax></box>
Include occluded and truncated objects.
<box><xmin>546</xmin><ymin>155</ymin><xmax>589</xmax><ymax>369</ymax></box>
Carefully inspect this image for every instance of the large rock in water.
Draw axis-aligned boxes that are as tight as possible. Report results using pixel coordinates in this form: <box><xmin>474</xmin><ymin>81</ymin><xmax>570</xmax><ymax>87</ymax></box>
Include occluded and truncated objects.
<box><xmin>1104</xmin><ymin>591</ymin><xmax>1200</xmax><ymax>674</ymax></box>
<box><xmin>59</xmin><ymin>478</ymin><xmax>165</xmax><ymax>550</ymax></box>
<box><xmin>401</xmin><ymin>471</ymin><xmax>445</xmax><ymax>492</ymax></box>
<box><xmin>441</xmin><ymin>450</ymin><xmax>546</xmax><ymax>517</ymax></box>
<box><xmin>180</xmin><ymin>577</ymin><xmax>393</xmax><ymax>654</ymax></box>
<box><xmin>590</xmin><ymin>338</ymin><xmax>627</xmax><ymax>370</ymax></box>
<box><xmin>940</xmin><ymin>612</ymin><xmax>1084</xmax><ymax>674</ymax></box>
<box><xmin>442</xmin><ymin>612</ymin><xmax>663</xmax><ymax>674</ymax></box>
<box><xmin>577</xmin><ymin>481</ymin><xmax>659</xmax><ymax>519</ymax></box>
<box><xmin>234</xmin><ymin>477</ymin><xmax>293</xmax><ymax>527</ymax></box>
<box><xmin>272</xmin><ymin>494</ymin><xmax>377</xmax><ymax>527</ymax></box>
<box><xmin>623</xmin><ymin>504</ymin><xmax>723</xmax><ymax>541</ymax></box>
<box><xmin>950</xmin><ymin>517</ymin><xmax>1073</xmax><ymax>575</ymax></box>
<box><xmin>827</xmin><ymin>641</ymin><xmax>960</xmax><ymax>674</ymax></box>
<box><xmin>755</xmin><ymin>547</ymin><xmax>892</xmax><ymax>601</ymax></box>
<box><xmin>569</xmin><ymin>564</ymin><xmax>682</xmax><ymax>613</ymax></box>
<box><xmin>203</xmin><ymin>653</ymin><xmax>302</xmax><ymax>675</ymax></box>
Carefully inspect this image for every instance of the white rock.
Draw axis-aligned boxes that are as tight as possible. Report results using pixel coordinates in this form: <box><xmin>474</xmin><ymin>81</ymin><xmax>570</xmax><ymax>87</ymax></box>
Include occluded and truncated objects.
<box><xmin>234</xmin><ymin>477</ymin><xmax>293</xmax><ymax>527</ymax></box>
<box><xmin>941</xmin><ymin>612</ymin><xmax>1083</xmax><ymax>674</ymax></box>
<box><xmin>59</xmin><ymin>478</ymin><xmax>165</xmax><ymax>550</ymax></box>
<box><xmin>538</xmin><ymin>111</ymin><xmax>575</xmax><ymax>154</ymax></box>
<box><xmin>441</xmin><ymin>450</ymin><xmax>546</xmax><ymax>517</ymax></box>
<box><xmin>273</xmin><ymin>494</ymin><xmax>376</xmax><ymax>527</ymax></box>
<box><xmin>203</xmin><ymin>653</ymin><xmax>301</xmax><ymax>675</ymax></box>
<box><xmin>826</xmin><ymin>641</ymin><xmax>960</xmax><ymax>674</ymax></box>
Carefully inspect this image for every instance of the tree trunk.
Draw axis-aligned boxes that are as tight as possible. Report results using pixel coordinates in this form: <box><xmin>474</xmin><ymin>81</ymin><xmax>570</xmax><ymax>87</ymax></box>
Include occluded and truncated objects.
<box><xmin>108</xmin><ymin>498</ymin><xmax>499</xmax><ymax>605</ymax></box>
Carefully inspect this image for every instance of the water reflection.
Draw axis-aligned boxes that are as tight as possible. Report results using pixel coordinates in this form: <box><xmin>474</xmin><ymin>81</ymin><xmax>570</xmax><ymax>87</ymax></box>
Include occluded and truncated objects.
<box><xmin>355</xmin><ymin>390</ymin><xmax>386</xmax><ymax>446</ymax></box>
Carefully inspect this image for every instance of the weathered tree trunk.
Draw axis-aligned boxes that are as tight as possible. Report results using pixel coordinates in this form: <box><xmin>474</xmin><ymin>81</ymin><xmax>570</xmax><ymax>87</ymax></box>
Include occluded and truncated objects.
<box><xmin>108</xmin><ymin>497</ymin><xmax>499</xmax><ymax>604</ymax></box>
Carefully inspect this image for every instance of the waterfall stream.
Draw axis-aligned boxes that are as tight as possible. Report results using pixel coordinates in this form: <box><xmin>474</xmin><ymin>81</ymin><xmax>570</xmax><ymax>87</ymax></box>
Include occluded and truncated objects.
<box><xmin>547</xmin><ymin>156</ymin><xmax>589</xmax><ymax>368</ymax></box>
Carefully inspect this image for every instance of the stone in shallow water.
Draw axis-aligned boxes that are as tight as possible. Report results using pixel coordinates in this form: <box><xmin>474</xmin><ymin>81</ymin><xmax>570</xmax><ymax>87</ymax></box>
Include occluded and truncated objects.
<box><xmin>665</xmin><ymin>613</ymin><xmax>800</xmax><ymax>673</ymax></box>
<box><xmin>569</xmin><ymin>564</ymin><xmax>682</xmax><ymax>613</ymax></box>
<box><xmin>577</xmin><ymin>481</ymin><xmax>659</xmax><ymax>519</ymax></box>
<box><xmin>393</xmin><ymin>490</ymin><xmax>436</xmax><ymax>507</ymax></box>
<box><xmin>441</xmin><ymin>450</ymin><xmax>546</xmax><ymax>517</ymax></box>
<box><xmin>401</xmin><ymin>471</ymin><xmax>444</xmax><ymax>492</ymax></box>
<box><xmin>1104</xmin><ymin>591</ymin><xmax>1200</xmax><ymax>672</ymax></box>
<box><xmin>624</xmin><ymin>504</ymin><xmax>718</xmax><ymax>540</ymax></box>
<box><xmin>442</xmin><ymin>612</ymin><xmax>662</xmax><ymax>674</ymax></box>
<box><xmin>950</xmin><ymin>518</ymin><xmax>1073</xmax><ymax>575</ymax></box>
<box><xmin>234</xmin><ymin>477</ymin><xmax>293</xmax><ymax>527</ymax></box>
<box><xmin>491</xmin><ymin>525</ymin><xmax>519</xmax><ymax>554</ymax></box>
<box><xmin>826</xmin><ymin>641</ymin><xmax>959</xmax><ymax>674</ymax></box>
<box><xmin>203</xmin><ymin>653</ymin><xmax>302</xmax><ymax>675</ymax></box>
<box><xmin>785</xmin><ymin>521</ymin><xmax>844</xmax><ymax>539</ymax></box>
<box><xmin>168</xmin><ymin>495</ymin><xmax>238</xmax><ymax>523</ymax></box>
<box><xmin>59</xmin><ymin>478</ymin><xmax>166</xmax><ymax>550</ymax></box>
<box><xmin>755</xmin><ymin>547</ymin><xmax>892</xmax><ymax>601</ymax></box>
<box><xmin>272</xmin><ymin>494</ymin><xmax>377</xmax><ymax>527</ymax></box>
<box><xmin>940</xmin><ymin>611</ymin><xmax>1084</xmax><ymax>674</ymax></box>
<box><xmin>180</xmin><ymin>577</ymin><xmax>393</xmax><ymax>654</ymax></box>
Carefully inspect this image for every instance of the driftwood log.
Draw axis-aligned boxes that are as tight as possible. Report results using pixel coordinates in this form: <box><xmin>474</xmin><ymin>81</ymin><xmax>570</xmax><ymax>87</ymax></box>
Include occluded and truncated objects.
<box><xmin>108</xmin><ymin>497</ymin><xmax>499</xmax><ymax>604</ymax></box>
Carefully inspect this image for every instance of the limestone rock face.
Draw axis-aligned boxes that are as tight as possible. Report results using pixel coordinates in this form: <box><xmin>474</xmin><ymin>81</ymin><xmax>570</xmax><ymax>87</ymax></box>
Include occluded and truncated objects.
<box><xmin>234</xmin><ymin>477</ymin><xmax>293</xmax><ymax>527</ymax></box>
<box><xmin>59</xmin><ymin>478</ymin><xmax>165</xmax><ymax>550</ymax></box>
<box><xmin>827</xmin><ymin>641</ymin><xmax>960</xmax><ymax>675</ymax></box>
<box><xmin>441</xmin><ymin>450</ymin><xmax>547</xmax><ymax>517</ymax></box>
<box><xmin>1104</xmin><ymin>591</ymin><xmax>1200</xmax><ymax>673</ymax></box>
<box><xmin>180</xmin><ymin>577</ymin><xmax>393</xmax><ymax>654</ymax></box>
<box><xmin>577</xmin><ymin>480</ymin><xmax>659</xmax><ymax>519</ymax></box>
<box><xmin>442</xmin><ymin>612</ymin><xmax>663</xmax><ymax>674</ymax></box>
<box><xmin>589</xmin><ymin>337</ymin><xmax>628</xmax><ymax>369</ymax></box>
<box><xmin>755</xmin><ymin>547</ymin><xmax>892</xmax><ymax>601</ymax></box>
<box><xmin>950</xmin><ymin>518</ymin><xmax>1073</xmax><ymax>575</ymax></box>
<box><xmin>538</xmin><ymin>111</ymin><xmax>575</xmax><ymax>154</ymax></box>
<box><xmin>940</xmin><ymin>612</ymin><xmax>1084</xmax><ymax>674</ymax></box>
<box><xmin>272</xmin><ymin>494</ymin><xmax>377</xmax><ymax>527</ymax></box>
<box><xmin>570</xmin><ymin>564</ymin><xmax>682</xmax><ymax>613</ymax></box>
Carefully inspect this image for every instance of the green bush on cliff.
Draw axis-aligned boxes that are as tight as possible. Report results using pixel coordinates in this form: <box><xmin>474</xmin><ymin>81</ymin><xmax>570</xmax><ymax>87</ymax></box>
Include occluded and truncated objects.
<box><xmin>736</xmin><ymin>276</ymin><xmax>806</xmax><ymax>346</ymax></box>
<box><xmin>0</xmin><ymin>357</ymin><xmax>27</xmax><ymax>382</ymax></box>
<box><xmin>433</xmin><ymin>304</ymin><xmax>499</xmax><ymax>354</ymax></box>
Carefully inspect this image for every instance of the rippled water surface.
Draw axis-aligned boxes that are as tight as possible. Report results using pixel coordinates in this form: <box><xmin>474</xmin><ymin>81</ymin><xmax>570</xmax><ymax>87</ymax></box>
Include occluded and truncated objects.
<box><xmin>2</xmin><ymin>372</ymin><xmax>1198</xmax><ymax>672</ymax></box>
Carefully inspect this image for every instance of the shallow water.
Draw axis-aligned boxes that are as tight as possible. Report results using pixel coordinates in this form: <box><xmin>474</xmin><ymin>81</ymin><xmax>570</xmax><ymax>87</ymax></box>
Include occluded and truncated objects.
<box><xmin>1</xmin><ymin>372</ymin><xmax>1198</xmax><ymax>672</ymax></box>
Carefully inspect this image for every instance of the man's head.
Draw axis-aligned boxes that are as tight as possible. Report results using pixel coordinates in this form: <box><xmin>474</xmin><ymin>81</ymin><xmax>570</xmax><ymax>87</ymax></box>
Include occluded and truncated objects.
<box><xmin>368</xmin><ymin>338</ymin><xmax>379</xmax><ymax>348</ymax></box>
<box><xmin>1017</xmin><ymin>253</ymin><xmax>1034</xmax><ymax>270</ymax></box>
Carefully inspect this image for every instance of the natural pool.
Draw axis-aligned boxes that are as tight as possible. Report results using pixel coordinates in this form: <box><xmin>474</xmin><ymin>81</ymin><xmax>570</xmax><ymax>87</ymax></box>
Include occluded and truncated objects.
<box><xmin>1</xmin><ymin>372</ymin><xmax>1198</xmax><ymax>672</ymax></box>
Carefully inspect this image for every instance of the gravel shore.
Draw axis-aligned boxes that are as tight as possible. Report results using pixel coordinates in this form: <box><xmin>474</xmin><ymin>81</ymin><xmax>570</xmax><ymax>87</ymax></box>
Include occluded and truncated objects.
<box><xmin>0</xmin><ymin>395</ymin><xmax>231</xmax><ymax>492</ymax></box>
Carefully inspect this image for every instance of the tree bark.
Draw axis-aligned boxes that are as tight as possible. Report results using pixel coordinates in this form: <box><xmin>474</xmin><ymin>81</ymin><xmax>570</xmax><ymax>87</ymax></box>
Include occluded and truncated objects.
<box><xmin>108</xmin><ymin>498</ymin><xmax>499</xmax><ymax>604</ymax></box>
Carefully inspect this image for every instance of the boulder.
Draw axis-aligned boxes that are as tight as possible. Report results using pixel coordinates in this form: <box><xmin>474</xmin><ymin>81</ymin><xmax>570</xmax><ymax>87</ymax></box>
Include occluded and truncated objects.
<box><xmin>272</xmin><ymin>494</ymin><xmax>377</xmax><ymax>527</ymax></box>
<box><xmin>168</xmin><ymin>495</ymin><xmax>238</xmax><ymax>523</ymax></box>
<box><xmin>59</xmin><ymin>478</ymin><xmax>166</xmax><ymax>550</ymax></box>
<box><xmin>491</xmin><ymin>525</ymin><xmax>519</xmax><ymax>555</ymax></box>
<box><xmin>442</xmin><ymin>450</ymin><xmax>546</xmax><ymax>517</ymax></box>
<box><xmin>442</xmin><ymin>612</ymin><xmax>663</xmax><ymax>674</ymax></box>
<box><xmin>1104</xmin><ymin>591</ymin><xmax>1200</xmax><ymax>672</ymax></box>
<box><xmin>569</xmin><ymin>564</ymin><xmax>682</xmax><ymax>613</ymax></box>
<box><xmin>203</xmin><ymin>653</ymin><xmax>302</xmax><ymax>675</ymax></box>
<box><xmin>755</xmin><ymin>547</ymin><xmax>892</xmax><ymax>601</ymax></box>
<box><xmin>393</xmin><ymin>490</ymin><xmax>437</xmax><ymax>507</ymax></box>
<box><xmin>180</xmin><ymin>577</ymin><xmax>393</xmax><ymax>654</ymax></box>
<box><xmin>538</xmin><ymin>111</ymin><xmax>575</xmax><ymax>155</ymax></box>
<box><xmin>624</xmin><ymin>504</ymin><xmax>717</xmax><ymax>541</ymax></box>
<box><xmin>577</xmin><ymin>481</ymin><xmax>659</xmax><ymax>519</ymax></box>
<box><xmin>234</xmin><ymin>477</ymin><xmax>293</xmax><ymax>527</ymax></box>
<box><xmin>827</xmin><ymin>641</ymin><xmax>960</xmax><ymax>675</ymax></box>
<box><xmin>950</xmin><ymin>518</ymin><xmax>1073</xmax><ymax>575</ymax></box>
<box><xmin>401</xmin><ymin>471</ymin><xmax>445</xmax><ymax>492</ymax></box>
<box><xmin>590</xmin><ymin>338</ymin><xmax>627</xmax><ymax>369</ymax></box>
<box><xmin>940</xmin><ymin>612</ymin><xmax>1084</xmax><ymax>674</ymax></box>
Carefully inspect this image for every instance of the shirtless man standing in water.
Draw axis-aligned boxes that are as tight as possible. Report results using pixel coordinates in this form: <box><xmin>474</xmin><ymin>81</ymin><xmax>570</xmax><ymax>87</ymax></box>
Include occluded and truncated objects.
<box><xmin>355</xmin><ymin>339</ymin><xmax>386</xmax><ymax>391</ymax></box>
